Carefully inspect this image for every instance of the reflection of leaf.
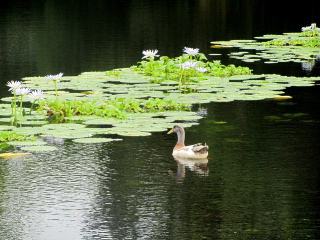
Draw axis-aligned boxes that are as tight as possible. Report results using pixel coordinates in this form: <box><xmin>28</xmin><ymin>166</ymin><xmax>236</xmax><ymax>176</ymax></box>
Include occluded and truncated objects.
<box><xmin>283</xmin><ymin>113</ymin><xmax>308</xmax><ymax>118</ymax></box>
<box><xmin>264</xmin><ymin>115</ymin><xmax>282</xmax><ymax>121</ymax></box>
<box><xmin>264</xmin><ymin>112</ymin><xmax>310</xmax><ymax>123</ymax></box>
<box><xmin>225</xmin><ymin>138</ymin><xmax>246</xmax><ymax>143</ymax></box>
<box><xmin>0</xmin><ymin>152</ymin><xmax>32</xmax><ymax>159</ymax></box>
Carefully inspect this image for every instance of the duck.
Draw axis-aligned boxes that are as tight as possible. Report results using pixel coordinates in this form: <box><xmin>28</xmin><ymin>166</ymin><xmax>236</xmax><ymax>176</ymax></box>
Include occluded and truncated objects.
<box><xmin>167</xmin><ymin>125</ymin><xmax>209</xmax><ymax>159</ymax></box>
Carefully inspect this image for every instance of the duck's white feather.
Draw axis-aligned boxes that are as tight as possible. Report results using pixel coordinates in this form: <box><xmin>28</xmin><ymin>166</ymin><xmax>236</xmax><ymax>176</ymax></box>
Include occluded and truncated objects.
<box><xmin>173</xmin><ymin>144</ymin><xmax>208</xmax><ymax>159</ymax></box>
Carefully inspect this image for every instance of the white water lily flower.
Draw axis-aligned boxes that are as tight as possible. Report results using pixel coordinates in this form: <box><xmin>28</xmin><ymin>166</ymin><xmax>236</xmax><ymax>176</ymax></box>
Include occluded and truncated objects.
<box><xmin>180</xmin><ymin>61</ymin><xmax>197</xmax><ymax>69</ymax></box>
<box><xmin>196</xmin><ymin>67</ymin><xmax>208</xmax><ymax>73</ymax></box>
<box><xmin>302</xmin><ymin>23</ymin><xmax>320</xmax><ymax>32</ymax></box>
<box><xmin>142</xmin><ymin>49</ymin><xmax>159</xmax><ymax>59</ymax></box>
<box><xmin>6</xmin><ymin>81</ymin><xmax>23</xmax><ymax>91</ymax></box>
<box><xmin>183</xmin><ymin>47</ymin><xmax>200</xmax><ymax>56</ymax></box>
<box><xmin>29</xmin><ymin>89</ymin><xmax>45</xmax><ymax>100</ymax></box>
<box><xmin>45</xmin><ymin>72</ymin><xmax>64</xmax><ymax>82</ymax></box>
<box><xmin>15</xmin><ymin>87</ymin><xmax>31</xmax><ymax>96</ymax></box>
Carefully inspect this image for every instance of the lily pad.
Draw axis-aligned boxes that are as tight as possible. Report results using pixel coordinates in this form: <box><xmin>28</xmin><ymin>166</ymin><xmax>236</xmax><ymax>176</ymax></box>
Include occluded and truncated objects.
<box><xmin>6</xmin><ymin>141</ymin><xmax>47</xmax><ymax>146</ymax></box>
<box><xmin>114</xmin><ymin>130</ymin><xmax>152</xmax><ymax>137</ymax></box>
<box><xmin>0</xmin><ymin>125</ymin><xmax>16</xmax><ymax>131</ymax></box>
<box><xmin>20</xmin><ymin>146</ymin><xmax>58</xmax><ymax>151</ymax></box>
<box><xmin>0</xmin><ymin>152</ymin><xmax>32</xmax><ymax>159</ymax></box>
<box><xmin>72</xmin><ymin>137</ymin><xmax>122</xmax><ymax>143</ymax></box>
<box><xmin>18</xmin><ymin>120</ymin><xmax>48</xmax><ymax>126</ymax></box>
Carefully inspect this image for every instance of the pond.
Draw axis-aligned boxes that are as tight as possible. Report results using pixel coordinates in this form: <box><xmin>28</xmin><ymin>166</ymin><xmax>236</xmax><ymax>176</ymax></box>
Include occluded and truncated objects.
<box><xmin>1</xmin><ymin>1</ymin><xmax>320</xmax><ymax>239</ymax></box>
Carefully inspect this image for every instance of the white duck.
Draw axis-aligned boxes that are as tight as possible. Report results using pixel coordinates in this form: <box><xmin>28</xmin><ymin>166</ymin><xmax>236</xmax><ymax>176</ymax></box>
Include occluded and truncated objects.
<box><xmin>167</xmin><ymin>125</ymin><xmax>209</xmax><ymax>159</ymax></box>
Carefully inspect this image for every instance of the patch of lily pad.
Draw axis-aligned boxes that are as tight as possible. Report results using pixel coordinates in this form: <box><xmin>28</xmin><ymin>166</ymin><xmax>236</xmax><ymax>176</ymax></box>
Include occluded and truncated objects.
<box><xmin>2</xmin><ymin>68</ymin><xmax>320</xmax><ymax>142</ymax></box>
<box><xmin>1</xmin><ymin>41</ymin><xmax>320</xmax><ymax>150</ymax></box>
<box><xmin>6</xmin><ymin>140</ymin><xmax>47</xmax><ymax>146</ymax></box>
<box><xmin>20</xmin><ymin>146</ymin><xmax>58</xmax><ymax>152</ymax></box>
<box><xmin>211</xmin><ymin>31</ymin><xmax>320</xmax><ymax>64</ymax></box>
<box><xmin>72</xmin><ymin>138</ymin><xmax>122</xmax><ymax>143</ymax></box>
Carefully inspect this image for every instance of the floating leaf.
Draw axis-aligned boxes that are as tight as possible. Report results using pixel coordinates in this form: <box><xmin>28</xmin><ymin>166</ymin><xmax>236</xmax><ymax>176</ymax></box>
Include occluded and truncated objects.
<box><xmin>72</xmin><ymin>137</ymin><xmax>122</xmax><ymax>143</ymax></box>
<box><xmin>273</xmin><ymin>96</ymin><xmax>292</xmax><ymax>101</ymax></box>
<box><xmin>0</xmin><ymin>152</ymin><xmax>32</xmax><ymax>159</ymax></box>
<box><xmin>114</xmin><ymin>130</ymin><xmax>152</xmax><ymax>137</ymax></box>
<box><xmin>6</xmin><ymin>141</ymin><xmax>47</xmax><ymax>146</ymax></box>
<box><xmin>0</xmin><ymin>126</ymin><xmax>16</xmax><ymax>131</ymax></box>
<box><xmin>20</xmin><ymin>146</ymin><xmax>58</xmax><ymax>151</ymax></box>
<box><xmin>18</xmin><ymin>120</ymin><xmax>48</xmax><ymax>126</ymax></box>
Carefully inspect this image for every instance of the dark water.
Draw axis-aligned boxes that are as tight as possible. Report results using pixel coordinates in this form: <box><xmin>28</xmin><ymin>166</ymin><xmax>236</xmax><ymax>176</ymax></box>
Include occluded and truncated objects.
<box><xmin>1</xmin><ymin>1</ymin><xmax>320</xmax><ymax>239</ymax></box>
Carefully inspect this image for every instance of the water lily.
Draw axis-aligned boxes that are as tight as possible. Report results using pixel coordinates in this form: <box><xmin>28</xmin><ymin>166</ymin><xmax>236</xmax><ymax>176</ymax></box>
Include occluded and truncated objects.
<box><xmin>45</xmin><ymin>73</ymin><xmax>63</xmax><ymax>99</ymax></box>
<box><xmin>196</xmin><ymin>67</ymin><xmax>208</xmax><ymax>73</ymax></box>
<box><xmin>45</xmin><ymin>73</ymin><xmax>64</xmax><ymax>82</ymax></box>
<box><xmin>142</xmin><ymin>49</ymin><xmax>159</xmax><ymax>59</ymax></box>
<box><xmin>302</xmin><ymin>23</ymin><xmax>320</xmax><ymax>36</ymax></box>
<box><xmin>29</xmin><ymin>89</ymin><xmax>45</xmax><ymax>100</ymax></box>
<box><xmin>15</xmin><ymin>87</ymin><xmax>31</xmax><ymax>96</ymax></box>
<box><xmin>6</xmin><ymin>81</ymin><xmax>22</xmax><ymax>91</ymax></box>
<box><xmin>29</xmin><ymin>90</ymin><xmax>45</xmax><ymax>115</ymax></box>
<box><xmin>13</xmin><ymin>87</ymin><xmax>31</xmax><ymax>116</ymax></box>
<box><xmin>302</xmin><ymin>23</ymin><xmax>319</xmax><ymax>31</ymax></box>
<box><xmin>183</xmin><ymin>47</ymin><xmax>199</xmax><ymax>56</ymax></box>
<box><xmin>180</xmin><ymin>61</ymin><xmax>197</xmax><ymax>70</ymax></box>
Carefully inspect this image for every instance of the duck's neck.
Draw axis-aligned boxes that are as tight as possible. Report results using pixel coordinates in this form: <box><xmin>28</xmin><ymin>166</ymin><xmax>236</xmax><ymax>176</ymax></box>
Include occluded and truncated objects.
<box><xmin>174</xmin><ymin>129</ymin><xmax>185</xmax><ymax>149</ymax></box>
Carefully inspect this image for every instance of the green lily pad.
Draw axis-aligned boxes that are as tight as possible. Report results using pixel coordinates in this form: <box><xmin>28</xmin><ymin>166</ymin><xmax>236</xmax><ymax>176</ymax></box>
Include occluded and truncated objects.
<box><xmin>72</xmin><ymin>138</ymin><xmax>122</xmax><ymax>143</ymax></box>
<box><xmin>7</xmin><ymin>141</ymin><xmax>47</xmax><ymax>146</ymax></box>
<box><xmin>114</xmin><ymin>130</ymin><xmax>152</xmax><ymax>137</ymax></box>
<box><xmin>41</xmin><ymin>131</ymin><xmax>94</xmax><ymax>139</ymax></box>
<box><xmin>18</xmin><ymin>120</ymin><xmax>48</xmax><ymax>126</ymax></box>
<box><xmin>0</xmin><ymin>125</ymin><xmax>16</xmax><ymax>130</ymax></box>
<box><xmin>21</xmin><ymin>146</ymin><xmax>58</xmax><ymax>151</ymax></box>
<box><xmin>83</xmin><ymin>118</ymin><xmax>121</xmax><ymax>126</ymax></box>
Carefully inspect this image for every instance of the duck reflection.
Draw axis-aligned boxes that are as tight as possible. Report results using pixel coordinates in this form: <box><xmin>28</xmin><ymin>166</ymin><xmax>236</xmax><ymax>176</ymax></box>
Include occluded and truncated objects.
<box><xmin>170</xmin><ymin>157</ymin><xmax>209</xmax><ymax>181</ymax></box>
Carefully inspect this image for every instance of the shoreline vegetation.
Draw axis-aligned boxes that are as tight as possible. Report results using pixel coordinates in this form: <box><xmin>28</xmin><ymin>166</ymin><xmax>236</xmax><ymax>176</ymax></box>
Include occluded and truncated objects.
<box><xmin>1</xmin><ymin>24</ymin><xmax>320</xmax><ymax>150</ymax></box>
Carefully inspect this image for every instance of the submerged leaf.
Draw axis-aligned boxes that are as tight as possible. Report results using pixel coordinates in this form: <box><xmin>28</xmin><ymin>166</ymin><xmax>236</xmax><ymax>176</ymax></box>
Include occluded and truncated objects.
<box><xmin>0</xmin><ymin>152</ymin><xmax>32</xmax><ymax>159</ymax></box>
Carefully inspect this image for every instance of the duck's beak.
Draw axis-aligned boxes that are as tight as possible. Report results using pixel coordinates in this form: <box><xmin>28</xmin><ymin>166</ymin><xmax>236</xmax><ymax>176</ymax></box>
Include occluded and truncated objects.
<box><xmin>167</xmin><ymin>129</ymin><xmax>174</xmax><ymax>134</ymax></box>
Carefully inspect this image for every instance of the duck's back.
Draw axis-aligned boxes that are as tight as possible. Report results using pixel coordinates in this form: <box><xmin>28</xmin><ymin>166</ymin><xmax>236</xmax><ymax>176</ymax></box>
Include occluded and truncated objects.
<box><xmin>173</xmin><ymin>144</ymin><xmax>208</xmax><ymax>159</ymax></box>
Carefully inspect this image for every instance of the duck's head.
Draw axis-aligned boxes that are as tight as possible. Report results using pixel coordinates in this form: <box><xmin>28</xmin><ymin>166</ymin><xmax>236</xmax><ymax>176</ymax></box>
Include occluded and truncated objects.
<box><xmin>167</xmin><ymin>125</ymin><xmax>184</xmax><ymax>135</ymax></box>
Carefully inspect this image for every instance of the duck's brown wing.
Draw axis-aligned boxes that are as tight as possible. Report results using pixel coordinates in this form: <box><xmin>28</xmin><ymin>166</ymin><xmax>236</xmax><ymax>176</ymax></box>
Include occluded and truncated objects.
<box><xmin>192</xmin><ymin>144</ymin><xmax>209</xmax><ymax>153</ymax></box>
